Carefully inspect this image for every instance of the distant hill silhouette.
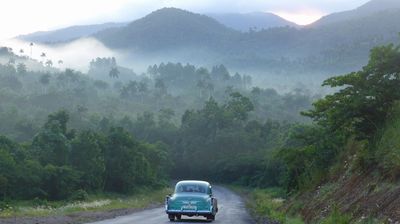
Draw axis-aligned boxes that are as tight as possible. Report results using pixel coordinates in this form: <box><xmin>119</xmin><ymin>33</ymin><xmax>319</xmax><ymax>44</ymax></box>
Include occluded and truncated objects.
<box><xmin>15</xmin><ymin>1</ymin><xmax>400</xmax><ymax>74</ymax></box>
<box><xmin>17</xmin><ymin>22</ymin><xmax>127</xmax><ymax>43</ymax></box>
<box><xmin>207</xmin><ymin>12</ymin><xmax>298</xmax><ymax>32</ymax></box>
<box><xmin>93</xmin><ymin>4</ymin><xmax>400</xmax><ymax>73</ymax></box>
<box><xmin>95</xmin><ymin>8</ymin><xmax>239</xmax><ymax>51</ymax></box>
<box><xmin>312</xmin><ymin>0</ymin><xmax>400</xmax><ymax>27</ymax></box>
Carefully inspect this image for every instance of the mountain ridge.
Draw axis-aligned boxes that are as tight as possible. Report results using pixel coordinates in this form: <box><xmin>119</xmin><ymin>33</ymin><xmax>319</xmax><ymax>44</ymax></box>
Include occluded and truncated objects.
<box><xmin>207</xmin><ymin>12</ymin><xmax>298</xmax><ymax>32</ymax></box>
<box><xmin>17</xmin><ymin>22</ymin><xmax>128</xmax><ymax>44</ymax></box>
<box><xmin>312</xmin><ymin>0</ymin><xmax>400</xmax><ymax>26</ymax></box>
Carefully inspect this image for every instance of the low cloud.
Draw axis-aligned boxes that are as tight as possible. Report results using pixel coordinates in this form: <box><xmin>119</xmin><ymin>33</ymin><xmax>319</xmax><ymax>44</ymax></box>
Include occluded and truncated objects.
<box><xmin>3</xmin><ymin>38</ymin><xmax>121</xmax><ymax>72</ymax></box>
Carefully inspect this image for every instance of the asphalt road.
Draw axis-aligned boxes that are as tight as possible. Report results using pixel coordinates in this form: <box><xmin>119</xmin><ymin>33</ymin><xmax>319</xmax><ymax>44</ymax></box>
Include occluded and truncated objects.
<box><xmin>86</xmin><ymin>186</ymin><xmax>255</xmax><ymax>224</ymax></box>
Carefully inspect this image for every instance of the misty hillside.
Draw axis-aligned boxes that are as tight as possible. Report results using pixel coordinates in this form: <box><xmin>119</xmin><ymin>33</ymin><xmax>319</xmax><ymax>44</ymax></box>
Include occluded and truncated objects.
<box><xmin>207</xmin><ymin>12</ymin><xmax>298</xmax><ymax>32</ymax></box>
<box><xmin>14</xmin><ymin>0</ymin><xmax>400</xmax><ymax>74</ymax></box>
<box><xmin>17</xmin><ymin>22</ymin><xmax>127</xmax><ymax>43</ymax></box>
<box><xmin>93</xmin><ymin>4</ymin><xmax>400</xmax><ymax>74</ymax></box>
<box><xmin>312</xmin><ymin>0</ymin><xmax>400</xmax><ymax>26</ymax></box>
<box><xmin>95</xmin><ymin>8</ymin><xmax>239</xmax><ymax>51</ymax></box>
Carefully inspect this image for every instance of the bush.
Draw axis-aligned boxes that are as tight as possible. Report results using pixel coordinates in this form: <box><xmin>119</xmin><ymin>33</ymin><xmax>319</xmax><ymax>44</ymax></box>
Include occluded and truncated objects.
<box><xmin>321</xmin><ymin>207</ymin><xmax>352</xmax><ymax>224</ymax></box>
<box><xmin>376</xmin><ymin>102</ymin><xmax>400</xmax><ymax>179</ymax></box>
<box><xmin>32</xmin><ymin>197</ymin><xmax>48</xmax><ymax>207</ymax></box>
<box><xmin>69</xmin><ymin>189</ymin><xmax>89</xmax><ymax>201</ymax></box>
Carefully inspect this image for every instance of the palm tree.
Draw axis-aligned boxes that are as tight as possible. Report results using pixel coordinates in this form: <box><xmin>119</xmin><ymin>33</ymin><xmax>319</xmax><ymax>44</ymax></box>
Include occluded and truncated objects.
<box><xmin>138</xmin><ymin>81</ymin><xmax>148</xmax><ymax>103</ymax></box>
<box><xmin>45</xmin><ymin>60</ymin><xmax>53</xmax><ymax>67</ymax></box>
<box><xmin>39</xmin><ymin>73</ymin><xmax>51</xmax><ymax>94</ymax></box>
<box><xmin>29</xmin><ymin>43</ymin><xmax>34</xmax><ymax>57</ymax></box>
<box><xmin>109</xmin><ymin>67</ymin><xmax>120</xmax><ymax>79</ymax></box>
<box><xmin>196</xmin><ymin>79</ymin><xmax>206</xmax><ymax>98</ymax></box>
<box><xmin>8</xmin><ymin>58</ymin><xmax>15</xmax><ymax>65</ymax></box>
<box><xmin>40</xmin><ymin>52</ymin><xmax>46</xmax><ymax>64</ymax></box>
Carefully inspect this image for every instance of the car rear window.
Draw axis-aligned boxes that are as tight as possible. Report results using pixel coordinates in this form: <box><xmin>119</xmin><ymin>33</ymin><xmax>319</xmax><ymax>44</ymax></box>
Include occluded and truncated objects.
<box><xmin>176</xmin><ymin>184</ymin><xmax>206</xmax><ymax>193</ymax></box>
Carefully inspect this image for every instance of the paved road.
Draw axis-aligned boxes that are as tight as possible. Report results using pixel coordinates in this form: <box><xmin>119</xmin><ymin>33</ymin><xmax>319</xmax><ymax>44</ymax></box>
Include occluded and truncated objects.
<box><xmin>86</xmin><ymin>186</ymin><xmax>254</xmax><ymax>224</ymax></box>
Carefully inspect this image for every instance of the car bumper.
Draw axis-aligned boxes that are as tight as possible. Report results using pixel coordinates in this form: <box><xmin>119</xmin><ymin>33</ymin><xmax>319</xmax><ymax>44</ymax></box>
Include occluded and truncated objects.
<box><xmin>166</xmin><ymin>209</ymin><xmax>213</xmax><ymax>216</ymax></box>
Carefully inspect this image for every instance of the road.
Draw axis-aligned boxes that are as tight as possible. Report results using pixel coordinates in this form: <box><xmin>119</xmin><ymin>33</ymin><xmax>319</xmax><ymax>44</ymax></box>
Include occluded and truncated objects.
<box><xmin>86</xmin><ymin>186</ymin><xmax>254</xmax><ymax>224</ymax></box>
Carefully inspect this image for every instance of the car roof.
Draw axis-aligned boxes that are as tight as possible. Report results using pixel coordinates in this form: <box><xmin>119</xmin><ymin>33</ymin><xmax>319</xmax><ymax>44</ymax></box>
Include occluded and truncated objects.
<box><xmin>176</xmin><ymin>180</ymin><xmax>210</xmax><ymax>186</ymax></box>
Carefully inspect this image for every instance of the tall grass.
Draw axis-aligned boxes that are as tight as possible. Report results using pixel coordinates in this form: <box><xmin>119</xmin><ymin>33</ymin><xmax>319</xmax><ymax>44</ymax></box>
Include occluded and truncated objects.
<box><xmin>376</xmin><ymin>102</ymin><xmax>400</xmax><ymax>179</ymax></box>
<box><xmin>0</xmin><ymin>187</ymin><xmax>171</xmax><ymax>218</ymax></box>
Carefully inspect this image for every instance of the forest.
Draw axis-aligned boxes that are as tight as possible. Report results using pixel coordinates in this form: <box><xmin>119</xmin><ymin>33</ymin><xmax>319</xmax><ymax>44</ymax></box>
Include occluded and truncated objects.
<box><xmin>1</xmin><ymin>40</ymin><xmax>400</xmax><ymax>223</ymax></box>
<box><xmin>0</xmin><ymin>45</ymin><xmax>315</xmax><ymax>202</ymax></box>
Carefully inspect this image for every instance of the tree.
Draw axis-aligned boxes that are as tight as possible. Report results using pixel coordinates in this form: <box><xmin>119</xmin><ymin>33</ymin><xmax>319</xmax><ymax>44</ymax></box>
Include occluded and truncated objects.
<box><xmin>138</xmin><ymin>81</ymin><xmax>148</xmax><ymax>102</ymax></box>
<box><xmin>303</xmin><ymin>43</ymin><xmax>400</xmax><ymax>140</ymax></box>
<box><xmin>29</xmin><ymin>42</ymin><xmax>34</xmax><ymax>57</ymax></box>
<box><xmin>104</xmin><ymin>127</ymin><xmax>150</xmax><ymax>193</ymax></box>
<box><xmin>39</xmin><ymin>73</ymin><xmax>51</xmax><ymax>93</ymax></box>
<box><xmin>225</xmin><ymin>92</ymin><xmax>254</xmax><ymax>122</ymax></box>
<box><xmin>8</xmin><ymin>57</ymin><xmax>15</xmax><ymax>65</ymax></box>
<box><xmin>17</xmin><ymin>63</ymin><xmax>27</xmax><ymax>75</ymax></box>
<box><xmin>42</xmin><ymin>164</ymin><xmax>80</xmax><ymax>200</ymax></box>
<box><xmin>40</xmin><ymin>52</ymin><xmax>46</xmax><ymax>63</ymax></box>
<box><xmin>109</xmin><ymin>67</ymin><xmax>120</xmax><ymax>78</ymax></box>
<box><xmin>31</xmin><ymin>110</ymin><xmax>71</xmax><ymax>166</ymax></box>
<box><xmin>0</xmin><ymin>148</ymin><xmax>16</xmax><ymax>199</ymax></box>
<box><xmin>45</xmin><ymin>59</ymin><xmax>53</xmax><ymax>67</ymax></box>
<box><xmin>70</xmin><ymin>131</ymin><xmax>105</xmax><ymax>191</ymax></box>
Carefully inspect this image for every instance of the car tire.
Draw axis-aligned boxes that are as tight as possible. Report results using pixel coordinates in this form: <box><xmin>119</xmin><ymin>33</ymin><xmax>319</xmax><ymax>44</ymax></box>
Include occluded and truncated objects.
<box><xmin>206</xmin><ymin>214</ymin><xmax>215</xmax><ymax>222</ymax></box>
<box><xmin>176</xmin><ymin>215</ymin><xmax>181</xmax><ymax>220</ymax></box>
<box><xmin>168</xmin><ymin>214</ymin><xmax>175</xmax><ymax>221</ymax></box>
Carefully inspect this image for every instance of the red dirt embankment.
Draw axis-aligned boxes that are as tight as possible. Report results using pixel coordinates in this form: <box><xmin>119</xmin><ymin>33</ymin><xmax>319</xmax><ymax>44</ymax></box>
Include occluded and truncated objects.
<box><xmin>286</xmin><ymin>170</ymin><xmax>400</xmax><ymax>223</ymax></box>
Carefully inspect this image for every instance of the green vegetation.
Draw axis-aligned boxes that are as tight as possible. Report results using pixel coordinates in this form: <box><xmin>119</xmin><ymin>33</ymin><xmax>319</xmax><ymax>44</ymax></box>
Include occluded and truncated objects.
<box><xmin>0</xmin><ymin>45</ymin><xmax>314</xmax><ymax>217</ymax></box>
<box><xmin>94</xmin><ymin>7</ymin><xmax>400</xmax><ymax>73</ymax></box>
<box><xmin>0</xmin><ymin>110</ymin><xmax>169</xmax><ymax>202</ymax></box>
<box><xmin>271</xmin><ymin>42</ymin><xmax>400</xmax><ymax>222</ymax></box>
<box><xmin>320</xmin><ymin>207</ymin><xmax>352</xmax><ymax>224</ymax></box>
<box><xmin>1</xmin><ymin>36</ymin><xmax>400</xmax><ymax>222</ymax></box>
<box><xmin>231</xmin><ymin>186</ymin><xmax>303</xmax><ymax>224</ymax></box>
<box><xmin>0</xmin><ymin>188</ymin><xmax>170</xmax><ymax>218</ymax></box>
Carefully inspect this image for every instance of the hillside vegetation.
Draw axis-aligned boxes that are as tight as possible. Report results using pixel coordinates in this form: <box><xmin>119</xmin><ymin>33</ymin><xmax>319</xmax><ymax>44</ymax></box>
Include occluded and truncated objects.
<box><xmin>262</xmin><ymin>42</ymin><xmax>400</xmax><ymax>223</ymax></box>
<box><xmin>0</xmin><ymin>45</ymin><xmax>314</xmax><ymax>210</ymax></box>
<box><xmin>93</xmin><ymin>5</ymin><xmax>400</xmax><ymax>73</ymax></box>
<box><xmin>18</xmin><ymin>0</ymin><xmax>400</xmax><ymax>74</ymax></box>
<box><xmin>1</xmin><ymin>41</ymin><xmax>400</xmax><ymax>223</ymax></box>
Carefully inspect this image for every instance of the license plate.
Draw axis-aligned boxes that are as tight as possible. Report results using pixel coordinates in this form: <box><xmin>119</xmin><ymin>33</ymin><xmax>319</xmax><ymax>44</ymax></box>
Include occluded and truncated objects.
<box><xmin>182</xmin><ymin>205</ymin><xmax>197</xmax><ymax>210</ymax></box>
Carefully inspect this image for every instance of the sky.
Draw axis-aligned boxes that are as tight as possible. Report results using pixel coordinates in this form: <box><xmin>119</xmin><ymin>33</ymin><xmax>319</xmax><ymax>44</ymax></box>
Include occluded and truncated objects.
<box><xmin>0</xmin><ymin>0</ymin><xmax>370</xmax><ymax>40</ymax></box>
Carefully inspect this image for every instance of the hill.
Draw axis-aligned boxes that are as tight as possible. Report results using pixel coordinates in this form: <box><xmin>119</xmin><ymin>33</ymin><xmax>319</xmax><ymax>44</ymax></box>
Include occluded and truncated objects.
<box><xmin>93</xmin><ymin>4</ymin><xmax>400</xmax><ymax>74</ymax></box>
<box><xmin>15</xmin><ymin>0</ymin><xmax>400</xmax><ymax>74</ymax></box>
<box><xmin>312</xmin><ymin>0</ymin><xmax>400</xmax><ymax>27</ymax></box>
<box><xmin>207</xmin><ymin>12</ymin><xmax>298</xmax><ymax>32</ymax></box>
<box><xmin>17</xmin><ymin>22</ymin><xmax>127</xmax><ymax>44</ymax></box>
<box><xmin>95</xmin><ymin>8</ymin><xmax>239</xmax><ymax>51</ymax></box>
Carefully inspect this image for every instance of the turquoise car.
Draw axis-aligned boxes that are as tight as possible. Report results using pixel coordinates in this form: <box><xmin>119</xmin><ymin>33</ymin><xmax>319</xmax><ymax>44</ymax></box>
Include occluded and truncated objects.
<box><xmin>165</xmin><ymin>180</ymin><xmax>218</xmax><ymax>222</ymax></box>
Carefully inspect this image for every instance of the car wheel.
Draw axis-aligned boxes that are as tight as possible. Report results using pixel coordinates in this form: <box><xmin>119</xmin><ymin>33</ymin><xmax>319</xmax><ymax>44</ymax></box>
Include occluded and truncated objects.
<box><xmin>176</xmin><ymin>215</ymin><xmax>181</xmax><ymax>220</ymax></box>
<box><xmin>168</xmin><ymin>214</ymin><xmax>175</xmax><ymax>221</ymax></box>
<box><xmin>206</xmin><ymin>215</ymin><xmax>215</xmax><ymax>222</ymax></box>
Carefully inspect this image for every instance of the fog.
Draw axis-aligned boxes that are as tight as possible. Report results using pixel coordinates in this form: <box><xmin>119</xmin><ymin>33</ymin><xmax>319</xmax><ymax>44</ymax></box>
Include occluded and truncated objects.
<box><xmin>2</xmin><ymin>38</ymin><xmax>120</xmax><ymax>72</ymax></box>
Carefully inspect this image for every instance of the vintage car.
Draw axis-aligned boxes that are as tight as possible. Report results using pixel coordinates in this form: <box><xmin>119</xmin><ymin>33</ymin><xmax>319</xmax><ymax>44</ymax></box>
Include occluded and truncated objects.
<box><xmin>165</xmin><ymin>180</ymin><xmax>218</xmax><ymax>222</ymax></box>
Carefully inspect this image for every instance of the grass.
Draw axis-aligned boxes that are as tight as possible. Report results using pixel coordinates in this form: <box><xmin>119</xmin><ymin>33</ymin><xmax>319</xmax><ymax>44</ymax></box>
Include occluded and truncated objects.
<box><xmin>0</xmin><ymin>187</ymin><xmax>172</xmax><ymax>218</ymax></box>
<box><xmin>230</xmin><ymin>186</ymin><xmax>304</xmax><ymax>224</ymax></box>
<box><xmin>320</xmin><ymin>206</ymin><xmax>352</xmax><ymax>224</ymax></box>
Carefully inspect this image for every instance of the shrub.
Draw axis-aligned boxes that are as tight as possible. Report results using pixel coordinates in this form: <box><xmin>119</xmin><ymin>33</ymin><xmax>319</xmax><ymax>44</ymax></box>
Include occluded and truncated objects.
<box><xmin>376</xmin><ymin>102</ymin><xmax>400</xmax><ymax>179</ymax></box>
<box><xmin>69</xmin><ymin>189</ymin><xmax>89</xmax><ymax>201</ymax></box>
<box><xmin>321</xmin><ymin>206</ymin><xmax>352</xmax><ymax>224</ymax></box>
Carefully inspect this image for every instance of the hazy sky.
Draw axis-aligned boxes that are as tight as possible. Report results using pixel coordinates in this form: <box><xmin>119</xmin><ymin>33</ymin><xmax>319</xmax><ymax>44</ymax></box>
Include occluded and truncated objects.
<box><xmin>0</xmin><ymin>0</ymin><xmax>370</xmax><ymax>39</ymax></box>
